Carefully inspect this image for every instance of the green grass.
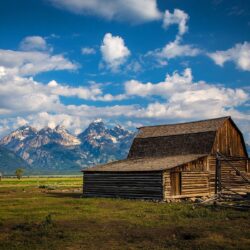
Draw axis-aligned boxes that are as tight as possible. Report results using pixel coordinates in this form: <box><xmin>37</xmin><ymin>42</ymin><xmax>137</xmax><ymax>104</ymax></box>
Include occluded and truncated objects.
<box><xmin>0</xmin><ymin>177</ymin><xmax>250</xmax><ymax>250</ymax></box>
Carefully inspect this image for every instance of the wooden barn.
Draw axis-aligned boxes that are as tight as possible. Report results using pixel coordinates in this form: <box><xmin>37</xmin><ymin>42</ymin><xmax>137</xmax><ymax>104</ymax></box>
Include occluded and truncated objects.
<box><xmin>82</xmin><ymin>117</ymin><xmax>249</xmax><ymax>201</ymax></box>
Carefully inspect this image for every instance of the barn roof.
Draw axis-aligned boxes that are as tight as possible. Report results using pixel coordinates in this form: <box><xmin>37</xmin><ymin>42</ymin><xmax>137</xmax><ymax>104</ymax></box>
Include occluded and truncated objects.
<box><xmin>127</xmin><ymin>116</ymin><xmax>230</xmax><ymax>159</ymax></box>
<box><xmin>127</xmin><ymin>131</ymin><xmax>216</xmax><ymax>158</ymax></box>
<box><xmin>82</xmin><ymin>154</ymin><xmax>207</xmax><ymax>172</ymax></box>
<box><xmin>137</xmin><ymin>116</ymin><xmax>229</xmax><ymax>139</ymax></box>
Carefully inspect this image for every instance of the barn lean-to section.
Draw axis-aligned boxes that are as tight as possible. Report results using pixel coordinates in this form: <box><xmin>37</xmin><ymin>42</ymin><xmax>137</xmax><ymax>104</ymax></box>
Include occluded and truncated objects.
<box><xmin>83</xmin><ymin>154</ymin><xmax>206</xmax><ymax>200</ymax></box>
<box><xmin>82</xmin><ymin>117</ymin><xmax>249</xmax><ymax>201</ymax></box>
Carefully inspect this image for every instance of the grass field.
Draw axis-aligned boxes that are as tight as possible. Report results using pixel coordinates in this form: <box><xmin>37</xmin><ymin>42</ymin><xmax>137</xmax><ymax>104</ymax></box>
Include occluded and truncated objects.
<box><xmin>0</xmin><ymin>177</ymin><xmax>250</xmax><ymax>250</ymax></box>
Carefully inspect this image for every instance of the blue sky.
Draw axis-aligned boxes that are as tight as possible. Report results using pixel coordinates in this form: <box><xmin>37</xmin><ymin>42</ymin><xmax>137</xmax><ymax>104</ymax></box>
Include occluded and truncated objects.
<box><xmin>0</xmin><ymin>0</ymin><xmax>249</xmax><ymax>142</ymax></box>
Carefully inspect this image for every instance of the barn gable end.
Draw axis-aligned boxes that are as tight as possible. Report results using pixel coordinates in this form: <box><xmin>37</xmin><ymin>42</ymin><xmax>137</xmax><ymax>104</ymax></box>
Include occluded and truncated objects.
<box><xmin>211</xmin><ymin>118</ymin><xmax>248</xmax><ymax>157</ymax></box>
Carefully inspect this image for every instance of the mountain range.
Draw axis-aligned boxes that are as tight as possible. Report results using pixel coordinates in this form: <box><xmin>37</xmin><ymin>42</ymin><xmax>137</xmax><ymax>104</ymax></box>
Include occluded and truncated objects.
<box><xmin>0</xmin><ymin>120</ymin><xmax>136</xmax><ymax>174</ymax></box>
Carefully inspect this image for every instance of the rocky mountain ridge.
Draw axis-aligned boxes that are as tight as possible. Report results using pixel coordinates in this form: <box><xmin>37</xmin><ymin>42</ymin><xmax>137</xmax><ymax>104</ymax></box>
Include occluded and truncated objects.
<box><xmin>0</xmin><ymin>120</ymin><xmax>136</xmax><ymax>174</ymax></box>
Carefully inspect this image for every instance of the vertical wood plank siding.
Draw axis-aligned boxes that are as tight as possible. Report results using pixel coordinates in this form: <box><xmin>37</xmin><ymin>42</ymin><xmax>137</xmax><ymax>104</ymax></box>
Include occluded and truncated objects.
<box><xmin>83</xmin><ymin>171</ymin><xmax>163</xmax><ymax>200</ymax></box>
<box><xmin>209</xmin><ymin>119</ymin><xmax>249</xmax><ymax>194</ymax></box>
<box><xmin>208</xmin><ymin>156</ymin><xmax>249</xmax><ymax>194</ymax></box>
<box><xmin>212</xmin><ymin>119</ymin><xmax>246</xmax><ymax>156</ymax></box>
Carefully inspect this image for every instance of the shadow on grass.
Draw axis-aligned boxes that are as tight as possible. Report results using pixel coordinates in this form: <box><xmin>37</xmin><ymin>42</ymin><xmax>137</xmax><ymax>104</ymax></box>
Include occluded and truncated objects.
<box><xmin>46</xmin><ymin>192</ymin><xmax>82</xmax><ymax>199</ymax></box>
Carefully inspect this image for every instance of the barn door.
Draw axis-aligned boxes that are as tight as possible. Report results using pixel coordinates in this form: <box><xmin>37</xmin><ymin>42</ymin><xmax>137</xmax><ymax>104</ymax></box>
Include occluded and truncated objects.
<box><xmin>171</xmin><ymin>172</ymin><xmax>182</xmax><ymax>195</ymax></box>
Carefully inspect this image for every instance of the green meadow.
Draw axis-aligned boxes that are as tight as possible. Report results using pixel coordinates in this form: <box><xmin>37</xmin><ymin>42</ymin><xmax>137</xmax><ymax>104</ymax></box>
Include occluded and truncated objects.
<box><xmin>0</xmin><ymin>177</ymin><xmax>249</xmax><ymax>250</ymax></box>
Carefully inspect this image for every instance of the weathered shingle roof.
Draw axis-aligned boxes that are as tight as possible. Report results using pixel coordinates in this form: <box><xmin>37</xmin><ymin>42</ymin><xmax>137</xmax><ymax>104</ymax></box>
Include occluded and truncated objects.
<box><xmin>128</xmin><ymin>131</ymin><xmax>216</xmax><ymax>158</ymax></box>
<box><xmin>137</xmin><ymin>116</ymin><xmax>229</xmax><ymax>139</ymax></box>
<box><xmin>82</xmin><ymin>154</ymin><xmax>207</xmax><ymax>172</ymax></box>
<box><xmin>127</xmin><ymin>117</ymin><xmax>230</xmax><ymax>159</ymax></box>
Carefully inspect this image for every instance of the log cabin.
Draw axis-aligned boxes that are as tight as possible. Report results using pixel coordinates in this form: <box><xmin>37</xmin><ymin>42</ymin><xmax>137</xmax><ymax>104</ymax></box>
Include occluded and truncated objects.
<box><xmin>82</xmin><ymin>117</ymin><xmax>249</xmax><ymax>201</ymax></box>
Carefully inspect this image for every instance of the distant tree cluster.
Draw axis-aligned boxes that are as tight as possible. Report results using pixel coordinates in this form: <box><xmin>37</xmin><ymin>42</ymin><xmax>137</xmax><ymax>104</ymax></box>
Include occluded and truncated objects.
<box><xmin>15</xmin><ymin>168</ymin><xmax>24</xmax><ymax>179</ymax></box>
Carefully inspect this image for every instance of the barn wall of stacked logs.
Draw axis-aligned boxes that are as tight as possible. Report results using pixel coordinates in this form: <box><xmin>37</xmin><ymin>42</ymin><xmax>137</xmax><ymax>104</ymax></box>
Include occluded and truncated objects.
<box><xmin>163</xmin><ymin>157</ymin><xmax>210</xmax><ymax>200</ymax></box>
<box><xmin>83</xmin><ymin>171</ymin><xmax>163</xmax><ymax>200</ymax></box>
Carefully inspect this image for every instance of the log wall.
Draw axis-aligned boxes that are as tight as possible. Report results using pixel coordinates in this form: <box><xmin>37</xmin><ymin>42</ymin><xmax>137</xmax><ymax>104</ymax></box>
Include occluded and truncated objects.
<box><xmin>83</xmin><ymin>171</ymin><xmax>163</xmax><ymax>200</ymax></box>
<box><xmin>181</xmin><ymin>172</ymin><xmax>209</xmax><ymax>197</ymax></box>
<box><xmin>163</xmin><ymin>170</ymin><xmax>210</xmax><ymax>199</ymax></box>
<box><xmin>163</xmin><ymin>158</ymin><xmax>210</xmax><ymax>200</ymax></box>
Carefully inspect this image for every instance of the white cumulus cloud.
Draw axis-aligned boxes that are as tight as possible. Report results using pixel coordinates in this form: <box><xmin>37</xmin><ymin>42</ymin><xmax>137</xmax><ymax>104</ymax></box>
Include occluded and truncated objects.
<box><xmin>145</xmin><ymin>8</ymin><xmax>201</xmax><ymax>65</ymax></box>
<box><xmin>208</xmin><ymin>42</ymin><xmax>250</xmax><ymax>71</ymax></box>
<box><xmin>49</xmin><ymin>0</ymin><xmax>162</xmax><ymax>23</ymax></box>
<box><xmin>157</xmin><ymin>39</ymin><xmax>200</xmax><ymax>59</ymax></box>
<box><xmin>125</xmin><ymin>68</ymin><xmax>249</xmax><ymax>120</ymax></box>
<box><xmin>146</xmin><ymin>39</ymin><xmax>201</xmax><ymax>67</ymax></box>
<box><xmin>100</xmin><ymin>33</ymin><xmax>131</xmax><ymax>71</ymax></box>
<box><xmin>163</xmin><ymin>9</ymin><xmax>189</xmax><ymax>36</ymax></box>
<box><xmin>0</xmin><ymin>68</ymin><xmax>128</xmax><ymax>117</ymax></box>
<box><xmin>20</xmin><ymin>36</ymin><xmax>49</xmax><ymax>51</ymax></box>
<box><xmin>81</xmin><ymin>47</ymin><xmax>96</xmax><ymax>55</ymax></box>
<box><xmin>0</xmin><ymin>49</ymin><xmax>77</xmax><ymax>76</ymax></box>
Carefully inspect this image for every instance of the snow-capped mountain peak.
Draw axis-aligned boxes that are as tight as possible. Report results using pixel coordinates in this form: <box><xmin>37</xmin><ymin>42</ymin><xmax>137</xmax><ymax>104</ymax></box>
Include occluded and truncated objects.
<box><xmin>0</xmin><ymin>125</ymin><xmax>37</xmax><ymax>144</ymax></box>
<box><xmin>78</xmin><ymin>120</ymin><xmax>106</xmax><ymax>140</ymax></box>
<box><xmin>0</xmin><ymin>120</ymin><xmax>136</xmax><ymax>173</ymax></box>
<box><xmin>93</xmin><ymin>118</ymin><xmax>103</xmax><ymax>123</ymax></box>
